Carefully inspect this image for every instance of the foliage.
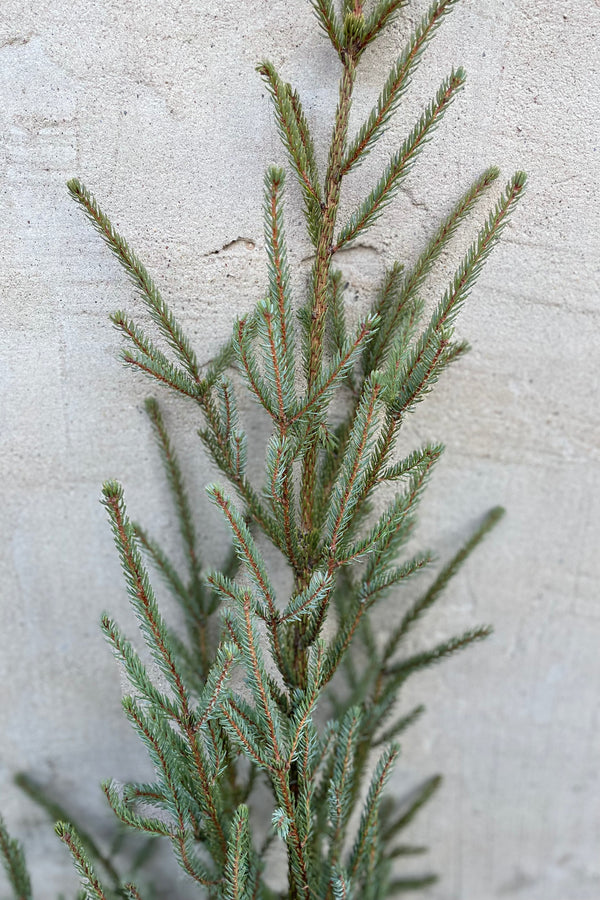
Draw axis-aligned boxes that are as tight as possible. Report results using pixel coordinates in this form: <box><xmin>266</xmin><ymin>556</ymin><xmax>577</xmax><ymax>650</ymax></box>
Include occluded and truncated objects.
<box><xmin>1</xmin><ymin>1</ymin><xmax>525</xmax><ymax>898</ymax></box>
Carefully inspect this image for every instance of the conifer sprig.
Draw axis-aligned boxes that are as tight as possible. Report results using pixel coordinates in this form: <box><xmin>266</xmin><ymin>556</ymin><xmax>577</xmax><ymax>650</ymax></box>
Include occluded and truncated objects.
<box><xmin>342</xmin><ymin>0</ymin><xmax>461</xmax><ymax>175</ymax></box>
<box><xmin>144</xmin><ymin>397</ymin><xmax>201</xmax><ymax>583</ymax></box>
<box><xmin>67</xmin><ymin>179</ymin><xmax>201</xmax><ymax>384</ymax></box>
<box><xmin>55</xmin><ymin>823</ymin><xmax>110</xmax><ymax>900</ymax></box>
<box><xmin>51</xmin><ymin>2</ymin><xmax>526</xmax><ymax>898</ymax></box>
<box><xmin>102</xmin><ymin>482</ymin><xmax>190</xmax><ymax>706</ymax></box>
<box><xmin>335</xmin><ymin>69</ymin><xmax>466</xmax><ymax>251</ymax></box>
<box><xmin>310</xmin><ymin>0</ymin><xmax>344</xmax><ymax>55</ymax></box>
<box><xmin>0</xmin><ymin>816</ymin><xmax>32</xmax><ymax>900</ymax></box>
<box><xmin>365</xmin><ymin>165</ymin><xmax>500</xmax><ymax>372</ymax></box>
<box><xmin>258</xmin><ymin>69</ymin><xmax>323</xmax><ymax>246</ymax></box>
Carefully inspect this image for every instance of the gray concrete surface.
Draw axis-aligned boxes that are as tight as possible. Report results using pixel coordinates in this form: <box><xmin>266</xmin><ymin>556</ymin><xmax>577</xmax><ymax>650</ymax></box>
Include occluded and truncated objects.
<box><xmin>1</xmin><ymin>0</ymin><xmax>599</xmax><ymax>897</ymax></box>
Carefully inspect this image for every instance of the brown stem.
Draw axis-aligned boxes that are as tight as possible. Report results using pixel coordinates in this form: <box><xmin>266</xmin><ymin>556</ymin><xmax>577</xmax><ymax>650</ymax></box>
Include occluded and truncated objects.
<box><xmin>300</xmin><ymin>57</ymin><xmax>356</xmax><ymax>539</ymax></box>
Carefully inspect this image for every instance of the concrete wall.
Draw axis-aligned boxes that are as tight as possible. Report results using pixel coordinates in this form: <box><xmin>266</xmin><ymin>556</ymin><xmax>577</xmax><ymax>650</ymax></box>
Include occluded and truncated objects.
<box><xmin>1</xmin><ymin>1</ymin><xmax>599</xmax><ymax>897</ymax></box>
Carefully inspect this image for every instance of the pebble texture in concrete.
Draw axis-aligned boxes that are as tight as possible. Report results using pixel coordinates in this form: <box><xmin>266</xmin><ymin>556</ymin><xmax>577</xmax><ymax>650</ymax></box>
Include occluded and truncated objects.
<box><xmin>1</xmin><ymin>1</ymin><xmax>599</xmax><ymax>897</ymax></box>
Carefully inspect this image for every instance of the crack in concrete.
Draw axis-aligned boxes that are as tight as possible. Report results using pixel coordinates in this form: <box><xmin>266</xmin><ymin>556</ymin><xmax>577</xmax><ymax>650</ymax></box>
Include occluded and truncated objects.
<box><xmin>205</xmin><ymin>237</ymin><xmax>256</xmax><ymax>255</ymax></box>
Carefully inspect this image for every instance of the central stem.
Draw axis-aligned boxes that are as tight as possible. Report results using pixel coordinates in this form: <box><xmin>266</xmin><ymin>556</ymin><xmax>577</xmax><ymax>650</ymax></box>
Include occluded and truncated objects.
<box><xmin>288</xmin><ymin>50</ymin><xmax>357</xmax><ymax>900</ymax></box>
<box><xmin>300</xmin><ymin>57</ymin><xmax>356</xmax><ymax>543</ymax></box>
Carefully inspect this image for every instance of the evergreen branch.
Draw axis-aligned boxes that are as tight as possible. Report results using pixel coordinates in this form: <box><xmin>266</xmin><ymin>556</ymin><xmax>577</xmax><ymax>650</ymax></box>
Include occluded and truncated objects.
<box><xmin>378</xmin><ymin>443</ymin><xmax>444</xmax><ymax>483</ymax></box>
<box><xmin>430</xmin><ymin>171</ymin><xmax>527</xmax><ymax>334</ymax></box>
<box><xmin>375</xmin><ymin>172</ymin><xmax>524</xmax><ymax>424</ymax></box>
<box><xmin>122</xmin><ymin>696</ymin><xmax>227</xmax><ymax>865</ymax></box>
<box><xmin>341</xmin><ymin>11</ymin><xmax>368</xmax><ymax>60</ymax></box>
<box><xmin>206</xmin><ymin>489</ymin><xmax>289</xmax><ymax>680</ymax></box>
<box><xmin>280</xmin><ymin>571</ymin><xmax>334</xmax><ymax>624</ymax></box>
<box><xmin>235</xmin><ymin>592</ymin><xmax>287</xmax><ymax>763</ymax></box>
<box><xmin>345</xmin><ymin>444</ymin><xmax>439</xmax><ymax>577</ymax></box>
<box><xmin>361</xmin><ymin>1</ymin><xmax>409</xmax><ymax>50</ymax></box>
<box><xmin>357</xmin><ymin>555</ymin><xmax>432</xmax><ymax>606</ymax></box>
<box><xmin>348</xmin><ymin>415</ymin><xmax>399</xmax><ymax>521</ymax></box>
<box><xmin>217</xmin><ymin>373</ymin><xmax>237</xmax><ymax>443</ymax></box>
<box><xmin>373</xmin><ymin>704</ymin><xmax>425</xmax><ymax>748</ymax></box>
<box><xmin>263</xmin><ymin>167</ymin><xmax>297</xmax><ymax>416</ymax></box>
<box><xmin>102</xmin><ymin>782</ymin><xmax>174</xmax><ymax>837</ymax></box>
<box><xmin>289</xmin><ymin>88</ymin><xmax>319</xmax><ymax>185</ymax></box>
<box><xmin>234</xmin><ymin>317</ymin><xmax>279</xmax><ymax>419</ymax></box>
<box><xmin>387</xmin><ymin>328</ymin><xmax>450</xmax><ymax>421</ymax></box>
<box><xmin>195</xmin><ymin>642</ymin><xmax>239</xmax><ymax>730</ymax></box>
<box><xmin>286</xmin><ymin>641</ymin><xmax>326</xmax><ymax>764</ymax></box>
<box><xmin>205</xmin><ymin>720</ymin><xmax>227</xmax><ymax>786</ymax></box>
<box><xmin>110</xmin><ymin>311</ymin><xmax>169</xmax><ymax>365</ymax></box>
<box><xmin>305</xmin><ymin>58</ymin><xmax>356</xmax><ymax>393</ymax></box>
<box><xmin>334</xmin><ymin>70</ymin><xmax>466</xmax><ymax>251</ymax></box>
<box><xmin>343</xmin><ymin>0</ymin><xmax>461</xmax><ymax>174</ymax></box>
<box><xmin>311</xmin><ymin>0</ymin><xmax>343</xmax><ymax>55</ymax></box>
<box><xmin>61</xmin><ymin>5</ymin><xmax>526</xmax><ymax>896</ymax></box>
<box><xmin>257</xmin><ymin>64</ymin><xmax>322</xmax><ymax>209</ymax></box>
<box><xmin>123</xmin><ymin>782</ymin><xmax>167</xmax><ymax>807</ymax></box>
<box><xmin>378</xmin><ymin>301</ymin><xmax>424</xmax><ymax>399</ymax></box>
<box><xmin>382</xmin><ymin>507</ymin><xmax>505</xmax><ymax>662</ymax></box>
<box><xmin>67</xmin><ymin>179</ymin><xmax>201</xmax><ymax>381</ymax></box>
<box><xmin>14</xmin><ymin>774</ymin><xmax>122</xmax><ymax>890</ymax></box>
<box><xmin>55</xmin><ymin>822</ymin><xmax>109</xmax><ymax>900</ymax></box>
<box><xmin>102</xmin><ymin>482</ymin><xmax>190</xmax><ymax>708</ymax></box>
<box><xmin>384</xmin><ymin>626</ymin><xmax>493</xmax><ymax>679</ymax></box>
<box><xmin>323</xmin><ymin>568</ymin><xmax>394</xmax><ymax>688</ymax></box>
<box><xmin>368</xmin><ymin>166</ymin><xmax>499</xmax><ymax>369</ymax></box>
<box><xmin>206</xmin><ymin>489</ymin><xmax>275</xmax><ymax>613</ymax></box>
<box><xmin>362</xmin><ymin>262</ymin><xmax>405</xmax><ymax>375</ymax></box>
<box><xmin>121</xmin><ymin>349</ymin><xmax>203</xmax><ymax>401</ymax></box>
<box><xmin>144</xmin><ymin>397</ymin><xmax>201</xmax><ymax>582</ymax></box>
<box><xmin>172</xmin><ymin>832</ymin><xmax>221</xmax><ymax>888</ymax></box>
<box><xmin>101</xmin><ymin>615</ymin><xmax>180</xmax><ymax>721</ymax></box>
<box><xmin>232</xmin><ymin>430</ymin><xmax>248</xmax><ymax>482</ymax></box>
<box><xmin>198</xmin><ymin>412</ymin><xmax>282</xmax><ymax>553</ymax></box>
<box><xmin>0</xmin><ymin>816</ymin><xmax>32</xmax><ymax>900</ymax></box>
<box><xmin>220</xmin><ymin>698</ymin><xmax>270</xmax><ymax>768</ymax></box>
<box><xmin>384</xmin><ymin>844</ymin><xmax>428</xmax><ymax>859</ymax></box>
<box><xmin>327</xmin><ymin>270</ymin><xmax>348</xmax><ymax>358</ymax></box>
<box><xmin>324</xmin><ymin>376</ymin><xmax>384</xmax><ymax>558</ymax></box>
<box><xmin>204</xmin><ymin>337</ymin><xmax>237</xmax><ymax>390</ymax></box>
<box><xmin>205</xmin><ymin>569</ymin><xmax>268</xmax><ymax>621</ymax></box>
<box><xmin>321</xmin><ymin>600</ymin><xmax>367</xmax><ymax>690</ymax></box>
<box><xmin>348</xmin><ymin>744</ymin><xmax>400</xmax><ymax>882</ymax></box>
<box><xmin>261</xmin><ymin>302</ymin><xmax>290</xmax><ymax>423</ymax></box>
<box><xmin>300</xmin><ymin>56</ymin><xmax>357</xmax><ymax>537</ymax></box>
<box><xmin>272</xmin><ymin>770</ymin><xmax>313</xmax><ymax>900</ymax></box>
<box><xmin>104</xmin><ymin>484</ymin><xmax>228</xmax><ymax>864</ymax></box>
<box><xmin>120</xmin><ymin>697</ymin><xmax>190</xmax><ymax>823</ymax></box>
<box><xmin>311</xmin><ymin>417</ymin><xmax>352</xmax><ymax>532</ymax></box>
<box><xmin>264</xmin><ymin>433</ymin><xmax>302</xmax><ymax>572</ymax></box>
<box><xmin>336</xmin><ymin>461</ymin><xmax>436</xmax><ymax>566</ymax></box>
<box><xmin>224</xmin><ymin>806</ymin><xmax>252</xmax><ymax>900</ymax></box>
<box><xmin>132</xmin><ymin>526</ymin><xmax>192</xmax><ymax>612</ymax></box>
<box><xmin>170</xmin><ymin>629</ymin><xmax>212</xmax><ymax>694</ymax></box>
<box><xmin>387</xmin><ymin>875</ymin><xmax>437</xmax><ymax>893</ymax></box>
<box><xmin>441</xmin><ymin>337</ymin><xmax>470</xmax><ymax>366</ymax></box>
<box><xmin>326</xmin><ymin>708</ymin><xmax>362</xmax><ymax>886</ymax></box>
<box><xmin>381</xmin><ymin>776</ymin><xmax>441</xmax><ymax>842</ymax></box>
<box><xmin>331</xmin><ymin>869</ymin><xmax>351</xmax><ymax>900</ymax></box>
<box><xmin>290</xmin><ymin>315</ymin><xmax>377</xmax><ymax>425</ymax></box>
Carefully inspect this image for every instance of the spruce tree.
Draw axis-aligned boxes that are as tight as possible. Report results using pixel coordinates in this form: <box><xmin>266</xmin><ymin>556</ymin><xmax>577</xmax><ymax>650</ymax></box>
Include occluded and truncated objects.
<box><xmin>1</xmin><ymin>1</ymin><xmax>525</xmax><ymax>898</ymax></box>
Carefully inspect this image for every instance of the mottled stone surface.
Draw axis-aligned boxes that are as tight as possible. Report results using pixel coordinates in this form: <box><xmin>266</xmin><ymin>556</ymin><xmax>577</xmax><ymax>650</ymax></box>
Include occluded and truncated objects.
<box><xmin>1</xmin><ymin>1</ymin><xmax>599</xmax><ymax>897</ymax></box>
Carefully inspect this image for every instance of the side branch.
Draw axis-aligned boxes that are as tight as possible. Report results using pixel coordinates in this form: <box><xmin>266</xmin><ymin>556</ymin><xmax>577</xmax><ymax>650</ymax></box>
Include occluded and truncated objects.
<box><xmin>334</xmin><ymin>69</ymin><xmax>466</xmax><ymax>251</ymax></box>
<box><xmin>67</xmin><ymin>179</ymin><xmax>201</xmax><ymax>381</ymax></box>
